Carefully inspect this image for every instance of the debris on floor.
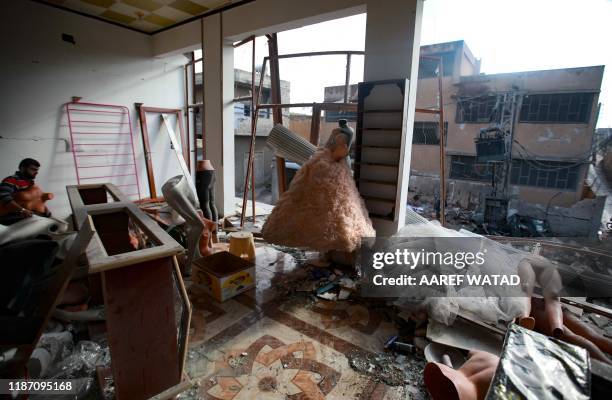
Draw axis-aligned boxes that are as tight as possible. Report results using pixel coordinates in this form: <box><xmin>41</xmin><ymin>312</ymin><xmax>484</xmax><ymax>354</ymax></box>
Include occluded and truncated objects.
<box><xmin>28</xmin><ymin>323</ymin><xmax>112</xmax><ymax>399</ymax></box>
<box><xmin>347</xmin><ymin>348</ymin><xmax>427</xmax><ymax>389</ymax></box>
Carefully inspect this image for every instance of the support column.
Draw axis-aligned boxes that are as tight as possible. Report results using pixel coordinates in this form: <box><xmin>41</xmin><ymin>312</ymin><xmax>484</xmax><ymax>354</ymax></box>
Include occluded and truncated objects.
<box><xmin>363</xmin><ymin>0</ymin><xmax>423</xmax><ymax>234</ymax></box>
<box><xmin>203</xmin><ymin>13</ymin><xmax>235</xmax><ymax>217</ymax></box>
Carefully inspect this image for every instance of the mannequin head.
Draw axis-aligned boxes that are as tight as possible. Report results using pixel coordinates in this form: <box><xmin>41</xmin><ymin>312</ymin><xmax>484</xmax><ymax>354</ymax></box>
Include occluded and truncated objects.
<box><xmin>325</xmin><ymin>119</ymin><xmax>354</xmax><ymax>161</ymax></box>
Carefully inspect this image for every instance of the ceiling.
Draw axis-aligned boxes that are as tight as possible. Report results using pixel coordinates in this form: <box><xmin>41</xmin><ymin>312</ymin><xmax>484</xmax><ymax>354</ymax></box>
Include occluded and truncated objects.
<box><xmin>38</xmin><ymin>0</ymin><xmax>245</xmax><ymax>34</ymax></box>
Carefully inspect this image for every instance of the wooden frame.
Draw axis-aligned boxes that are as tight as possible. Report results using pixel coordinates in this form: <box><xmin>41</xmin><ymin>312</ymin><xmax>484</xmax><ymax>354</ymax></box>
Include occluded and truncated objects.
<box><xmin>67</xmin><ymin>183</ymin><xmax>184</xmax><ymax>274</ymax></box>
<box><xmin>135</xmin><ymin>104</ymin><xmax>190</xmax><ymax>199</ymax></box>
<box><xmin>67</xmin><ymin>183</ymin><xmax>190</xmax><ymax>399</ymax></box>
<box><xmin>309</xmin><ymin>102</ymin><xmax>358</xmax><ymax>146</ymax></box>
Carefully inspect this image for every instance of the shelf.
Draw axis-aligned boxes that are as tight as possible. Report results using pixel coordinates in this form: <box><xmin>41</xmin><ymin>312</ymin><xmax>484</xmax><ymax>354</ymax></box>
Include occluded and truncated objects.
<box><xmin>361</xmin><ymin>128</ymin><xmax>402</xmax><ymax>131</ymax></box>
<box><xmin>354</xmin><ymin>162</ymin><xmax>399</xmax><ymax>168</ymax></box>
<box><xmin>362</xmin><ymin>195</ymin><xmax>396</xmax><ymax>204</ymax></box>
<box><xmin>368</xmin><ymin>212</ymin><xmax>394</xmax><ymax>221</ymax></box>
<box><xmin>359</xmin><ymin>179</ymin><xmax>397</xmax><ymax>186</ymax></box>
<box><xmin>358</xmin><ymin>145</ymin><xmax>401</xmax><ymax>150</ymax></box>
<box><xmin>360</xmin><ymin>109</ymin><xmax>403</xmax><ymax>113</ymax></box>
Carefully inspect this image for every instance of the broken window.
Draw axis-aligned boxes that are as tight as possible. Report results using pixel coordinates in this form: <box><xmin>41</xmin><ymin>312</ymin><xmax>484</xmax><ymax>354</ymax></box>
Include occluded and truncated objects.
<box><xmin>456</xmin><ymin>96</ymin><xmax>497</xmax><ymax>123</ymax></box>
<box><xmin>244</xmin><ymin>104</ymin><xmax>251</xmax><ymax>117</ymax></box>
<box><xmin>418</xmin><ymin>51</ymin><xmax>455</xmax><ymax>78</ymax></box>
<box><xmin>449</xmin><ymin>155</ymin><xmax>498</xmax><ymax>182</ymax></box>
<box><xmin>510</xmin><ymin>159</ymin><xmax>581</xmax><ymax>190</ymax></box>
<box><xmin>412</xmin><ymin>121</ymin><xmax>448</xmax><ymax>145</ymax></box>
<box><xmin>519</xmin><ymin>93</ymin><xmax>593</xmax><ymax>123</ymax></box>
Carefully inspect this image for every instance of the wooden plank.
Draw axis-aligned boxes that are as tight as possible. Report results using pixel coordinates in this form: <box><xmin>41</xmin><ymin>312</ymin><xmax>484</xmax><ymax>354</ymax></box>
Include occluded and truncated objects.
<box><xmin>102</xmin><ymin>256</ymin><xmax>180</xmax><ymax>400</ymax></box>
<box><xmin>88</xmin><ymin>243</ymin><xmax>183</xmax><ymax>274</ymax></box>
<box><xmin>136</xmin><ymin>105</ymin><xmax>157</xmax><ymax>199</ymax></box>
<box><xmin>309</xmin><ymin>103</ymin><xmax>322</xmax><ymax>145</ymax></box>
<box><xmin>160</xmin><ymin>113</ymin><xmax>196</xmax><ymax>196</ymax></box>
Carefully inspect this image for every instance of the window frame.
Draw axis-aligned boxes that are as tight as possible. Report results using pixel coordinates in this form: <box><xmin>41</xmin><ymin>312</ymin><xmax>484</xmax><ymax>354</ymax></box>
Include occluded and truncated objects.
<box><xmin>412</xmin><ymin>121</ymin><xmax>448</xmax><ymax>145</ymax></box>
<box><xmin>518</xmin><ymin>92</ymin><xmax>594</xmax><ymax>124</ymax></box>
<box><xmin>455</xmin><ymin>95</ymin><xmax>498</xmax><ymax>124</ymax></box>
<box><xmin>449</xmin><ymin>155</ymin><xmax>500</xmax><ymax>182</ymax></box>
<box><xmin>509</xmin><ymin>159</ymin><xmax>582</xmax><ymax>191</ymax></box>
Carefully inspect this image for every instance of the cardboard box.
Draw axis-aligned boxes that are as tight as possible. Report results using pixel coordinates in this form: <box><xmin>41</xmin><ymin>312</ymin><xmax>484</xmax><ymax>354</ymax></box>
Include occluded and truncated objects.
<box><xmin>192</xmin><ymin>251</ymin><xmax>255</xmax><ymax>302</ymax></box>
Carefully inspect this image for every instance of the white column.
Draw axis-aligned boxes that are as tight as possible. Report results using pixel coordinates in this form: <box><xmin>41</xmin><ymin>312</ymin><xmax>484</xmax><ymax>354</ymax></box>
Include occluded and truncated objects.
<box><xmin>364</xmin><ymin>0</ymin><xmax>423</xmax><ymax>234</ymax></box>
<box><xmin>203</xmin><ymin>13</ymin><xmax>235</xmax><ymax>217</ymax></box>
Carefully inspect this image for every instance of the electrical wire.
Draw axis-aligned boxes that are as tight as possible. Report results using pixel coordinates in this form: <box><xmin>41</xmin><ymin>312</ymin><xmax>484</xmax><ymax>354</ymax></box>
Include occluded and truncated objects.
<box><xmin>513</xmin><ymin>140</ymin><xmax>592</xmax><ymax>170</ymax></box>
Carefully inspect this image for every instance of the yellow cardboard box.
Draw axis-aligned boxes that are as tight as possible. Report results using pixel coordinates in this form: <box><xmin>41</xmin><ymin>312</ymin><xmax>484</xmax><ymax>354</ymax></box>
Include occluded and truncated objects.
<box><xmin>192</xmin><ymin>251</ymin><xmax>255</xmax><ymax>302</ymax></box>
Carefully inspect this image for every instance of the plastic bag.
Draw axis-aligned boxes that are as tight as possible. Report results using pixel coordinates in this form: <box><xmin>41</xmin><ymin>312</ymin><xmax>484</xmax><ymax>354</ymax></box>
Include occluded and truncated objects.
<box><xmin>393</xmin><ymin>209</ymin><xmax>530</xmax><ymax>325</ymax></box>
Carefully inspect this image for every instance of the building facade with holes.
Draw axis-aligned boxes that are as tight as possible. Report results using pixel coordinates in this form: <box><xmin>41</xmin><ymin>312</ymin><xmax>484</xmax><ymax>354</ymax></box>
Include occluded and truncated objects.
<box><xmin>326</xmin><ymin>41</ymin><xmax>604</xmax><ymax>210</ymax></box>
<box><xmin>412</xmin><ymin>41</ymin><xmax>603</xmax><ymax>210</ymax></box>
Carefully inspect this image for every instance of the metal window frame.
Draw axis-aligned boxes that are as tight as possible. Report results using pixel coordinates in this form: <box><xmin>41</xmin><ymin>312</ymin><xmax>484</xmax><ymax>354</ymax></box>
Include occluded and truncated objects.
<box><xmin>449</xmin><ymin>155</ymin><xmax>498</xmax><ymax>182</ymax></box>
<box><xmin>509</xmin><ymin>159</ymin><xmax>581</xmax><ymax>190</ymax></box>
<box><xmin>518</xmin><ymin>92</ymin><xmax>594</xmax><ymax>124</ymax></box>
<box><xmin>412</xmin><ymin>121</ymin><xmax>449</xmax><ymax>145</ymax></box>
<box><xmin>455</xmin><ymin>95</ymin><xmax>498</xmax><ymax>123</ymax></box>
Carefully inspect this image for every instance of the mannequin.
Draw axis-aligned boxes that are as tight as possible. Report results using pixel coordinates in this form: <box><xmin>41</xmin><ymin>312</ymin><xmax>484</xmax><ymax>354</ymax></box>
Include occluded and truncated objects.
<box><xmin>424</xmin><ymin>350</ymin><xmax>499</xmax><ymax>400</ymax></box>
<box><xmin>195</xmin><ymin>160</ymin><xmax>218</xmax><ymax>222</ymax></box>
<box><xmin>0</xmin><ymin>185</ymin><xmax>53</xmax><ymax>218</ymax></box>
<box><xmin>198</xmin><ymin>212</ymin><xmax>217</xmax><ymax>257</ymax></box>
<box><xmin>530</xmin><ymin>297</ymin><xmax>612</xmax><ymax>364</ymax></box>
<box><xmin>262</xmin><ymin>120</ymin><xmax>375</xmax><ymax>253</ymax></box>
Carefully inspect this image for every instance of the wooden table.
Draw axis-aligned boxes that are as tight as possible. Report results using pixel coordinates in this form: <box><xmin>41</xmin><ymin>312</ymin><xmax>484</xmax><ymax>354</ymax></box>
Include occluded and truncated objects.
<box><xmin>67</xmin><ymin>184</ymin><xmax>191</xmax><ymax>400</ymax></box>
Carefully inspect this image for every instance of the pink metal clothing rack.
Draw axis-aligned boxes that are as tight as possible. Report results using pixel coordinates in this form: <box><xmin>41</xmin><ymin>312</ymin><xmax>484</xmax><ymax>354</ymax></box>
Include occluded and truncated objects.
<box><xmin>65</xmin><ymin>101</ymin><xmax>141</xmax><ymax>200</ymax></box>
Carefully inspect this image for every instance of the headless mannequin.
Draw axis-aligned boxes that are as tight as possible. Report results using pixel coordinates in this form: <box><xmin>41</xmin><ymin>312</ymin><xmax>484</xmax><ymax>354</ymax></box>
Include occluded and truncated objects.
<box><xmin>195</xmin><ymin>160</ymin><xmax>218</xmax><ymax>222</ymax></box>
<box><xmin>424</xmin><ymin>350</ymin><xmax>499</xmax><ymax>400</ymax></box>
<box><xmin>198</xmin><ymin>213</ymin><xmax>217</xmax><ymax>257</ymax></box>
<box><xmin>0</xmin><ymin>185</ymin><xmax>53</xmax><ymax>217</ymax></box>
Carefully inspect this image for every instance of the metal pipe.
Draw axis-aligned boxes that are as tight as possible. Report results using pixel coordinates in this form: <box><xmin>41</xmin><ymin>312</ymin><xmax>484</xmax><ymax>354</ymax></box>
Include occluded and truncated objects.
<box><xmin>265</xmin><ymin>50</ymin><xmax>364</xmax><ymax>61</ymax></box>
<box><xmin>437</xmin><ymin>59</ymin><xmax>446</xmax><ymax>226</ymax></box>
<box><xmin>200</xmin><ymin>18</ymin><xmax>205</xmax><ymax>160</ymax></box>
<box><xmin>190</xmin><ymin>51</ymin><xmax>197</xmax><ymax>166</ymax></box>
<box><xmin>344</xmin><ymin>54</ymin><xmax>352</xmax><ymax>103</ymax></box>
<box><xmin>415</xmin><ymin>108</ymin><xmax>441</xmax><ymax>114</ymax></box>
<box><xmin>184</xmin><ymin>61</ymin><xmax>190</xmax><ymax>170</ymax></box>
<box><xmin>266</xmin><ymin>34</ymin><xmax>287</xmax><ymax>196</ymax></box>
<box><xmin>310</xmin><ymin>103</ymin><xmax>322</xmax><ymax>145</ymax></box>
<box><xmin>233</xmin><ymin>96</ymin><xmax>254</xmax><ymax>102</ymax></box>
<box><xmin>251</xmin><ymin>36</ymin><xmax>256</xmax><ymax>223</ymax></box>
<box><xmin>233</xmin><ymin>35</ymin><xmax>256</xmax><ymax>48</ymax></box>
<box><xmin>257</xmin><ymin>102</ymin><xmax>356</xmax><ymax>109</ymax></box>
<box><xmin>240</xmin><ymin>51</ymin><xmax>268</xmax><ymax>227</ymax></box>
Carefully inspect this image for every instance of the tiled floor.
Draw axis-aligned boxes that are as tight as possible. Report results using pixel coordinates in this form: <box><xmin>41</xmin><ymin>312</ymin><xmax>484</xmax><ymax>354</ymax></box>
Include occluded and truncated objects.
<box><xmin>183</xmin><ymin>245</ymin><xmax>427</xmax><ymax>400</ymax></box>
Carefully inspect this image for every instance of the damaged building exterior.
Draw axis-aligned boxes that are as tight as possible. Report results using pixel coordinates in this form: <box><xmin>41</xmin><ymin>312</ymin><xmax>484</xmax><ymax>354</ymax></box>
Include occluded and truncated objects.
<box><xmin>325</xmin><ymin>40</ymin><xmax>605</xmax><ymax>235</ymax></box>
<box><xmin>196</xmin><ymin>69</ymin><xmax>290</xmax><ymax>197</ymax></box>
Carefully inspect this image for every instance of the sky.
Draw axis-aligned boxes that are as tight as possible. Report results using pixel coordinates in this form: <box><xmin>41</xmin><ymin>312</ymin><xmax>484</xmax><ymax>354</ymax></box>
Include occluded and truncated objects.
<box><xmin>230</xmin><ymin>0</ymin><xmax>612</xmax><ymax>127</ymax></box>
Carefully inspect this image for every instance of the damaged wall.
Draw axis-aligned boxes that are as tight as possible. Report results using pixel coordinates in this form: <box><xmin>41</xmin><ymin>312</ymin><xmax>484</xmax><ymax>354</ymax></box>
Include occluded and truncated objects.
<box><xmin>409</xmin><ymin>175</ymin><xmax>491</xmax><ymax>209</ymax></box>
<box><xmin>508</xmin><ymin>196</ymin><xmax>605</xmax><ymax>237</ymax></box>
<box><xmin>409</xmin><ymin>45</ymin><xmax>603</xmax><ymax>208</ymax></box>
<box><xmin>452</xmin><ymin>67</ymin><xmax>603</xmax><ymax>159</ymax></box>
<box><xmin>0</xmin><ymin>1</ymin><xmax>187</xmax><ymax>218</ymax></box>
